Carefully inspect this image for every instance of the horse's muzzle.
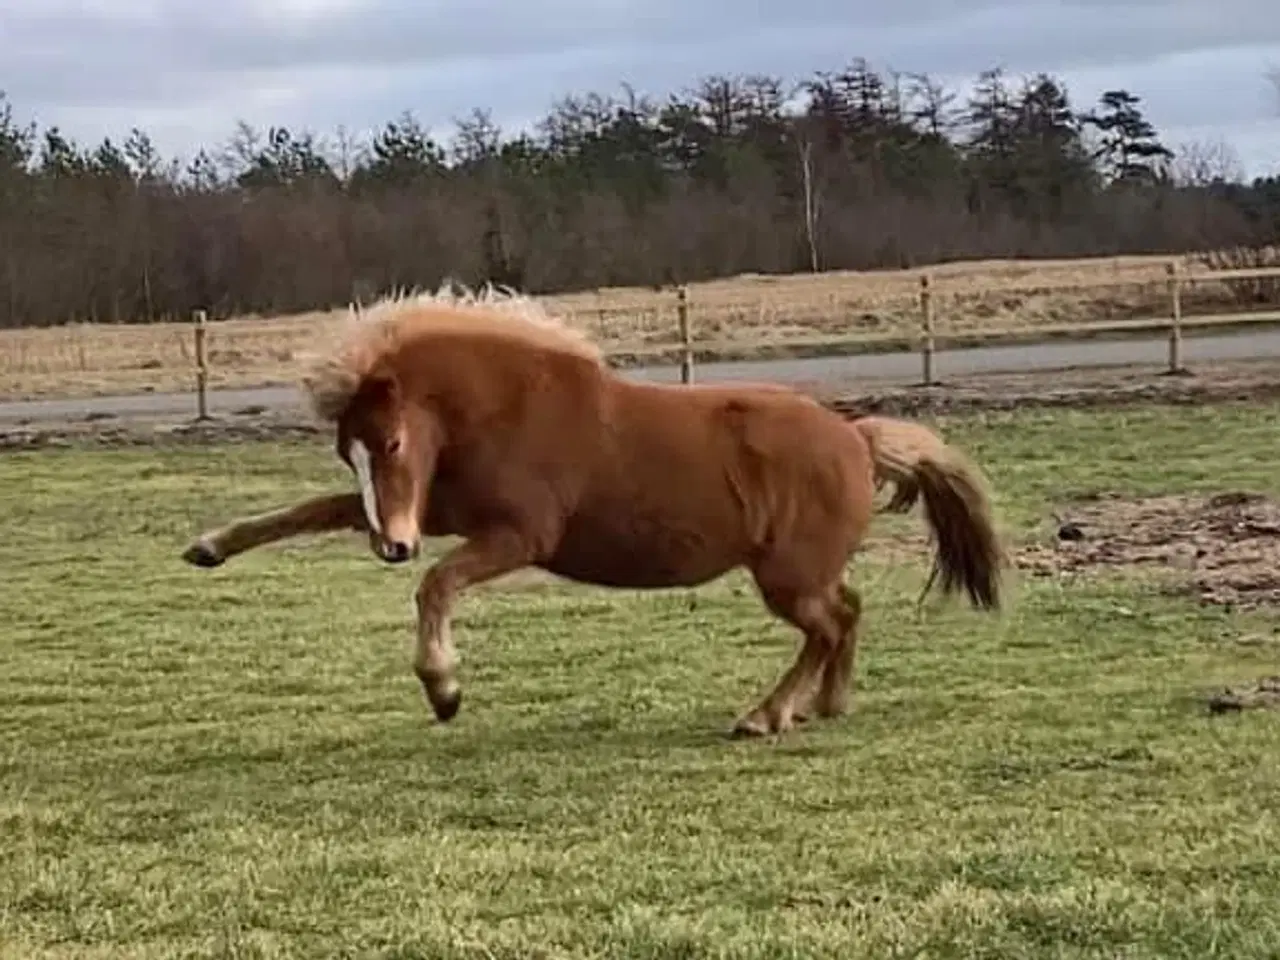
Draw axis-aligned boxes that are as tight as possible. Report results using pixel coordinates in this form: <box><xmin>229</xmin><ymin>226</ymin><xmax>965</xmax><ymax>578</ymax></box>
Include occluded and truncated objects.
<box><xmin>372</xmin><ymin>537</ymin><xmax>418</xmax><ymax>564</ymax></box>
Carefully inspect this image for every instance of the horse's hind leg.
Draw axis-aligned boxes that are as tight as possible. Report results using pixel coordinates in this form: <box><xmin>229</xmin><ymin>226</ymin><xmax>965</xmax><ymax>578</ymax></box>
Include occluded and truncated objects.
<box><xmin>813</xmin><ymin>584</ymin><xmax>862</xmax><ymax>718</ymax></box>
<box><xmin>778</xmin><ymin>583</ymin><xmax>861</xmax><ymax>724</ymax></box>
<box><xmin>182</xmin><ymin>493</ymin><xmax>367</xmax><ymax>567</ymax></box>
<box><xmin>733</xmin><ymin>576</ymin><xmax>848</xmax><ymax>738</ymax></box>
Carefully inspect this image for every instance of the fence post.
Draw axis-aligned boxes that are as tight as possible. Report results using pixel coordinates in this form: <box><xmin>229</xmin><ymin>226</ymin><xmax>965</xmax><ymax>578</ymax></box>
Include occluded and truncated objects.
<box><xmin>1165</xmin><ymin>261</ymin><xmax>1185</xmax><ymax>374</ymax></box>
<box><xmin>193</xmin><ymin>309</ymin><xmax>210</xmax><ymax>420</ymax></box>
<box><xmin>919</xmin><ymin>274</ymin><xmax>935</xmax><ymax>386</ymax></box>
<box><xmin>677</xmin><ymin>285</ymin><xmax>693</xmax><ymax>384</ymax></box>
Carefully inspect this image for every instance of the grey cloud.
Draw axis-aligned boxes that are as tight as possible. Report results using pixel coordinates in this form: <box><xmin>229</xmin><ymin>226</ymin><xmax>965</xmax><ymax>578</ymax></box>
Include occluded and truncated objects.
<box><xmin>4</xmin><ymin>2</ymin><xmax>1276</xmax><ymax>90</ymax></box>
<box><xmin>1</xmin><ymin>0</ymin><xmax>1277</xmax><ymax>176</ymax></box>
<box><xmin>12</xmin><ymin>0</ymin><xmax>1276</xmax><ymax>101</ymax></box>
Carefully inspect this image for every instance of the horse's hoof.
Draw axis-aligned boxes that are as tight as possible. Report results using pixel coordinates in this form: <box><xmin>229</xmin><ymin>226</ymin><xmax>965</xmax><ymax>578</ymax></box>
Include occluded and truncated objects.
<box><xmin>430</xmin><ymin>688</ymin><xmax>462</xmax><ymax>723</ymax></box>
<box><xmin>182</xmin><ymin>539</ymin><xmax>223</xmax><ymax>568</ymax></box>
<box><xmin>729</xmin><ymin>713</ymin><xmax>772</xmax><ymax>739</ymax></box>
<box><xmin>416</xmin><ymin>668</ymin><xmax>462</xmax><ymax>723</ymax></box>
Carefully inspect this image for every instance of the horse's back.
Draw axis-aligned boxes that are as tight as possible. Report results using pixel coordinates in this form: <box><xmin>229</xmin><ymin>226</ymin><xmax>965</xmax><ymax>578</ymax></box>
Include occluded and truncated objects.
<box><xmin>605</xmin><ymin>379</ymin><xmax>853</xmax><ymax>464</ymax></box>
<box><xmin>606</xmin><ymin>378</ymin><xmax>874</xmax><ymax>536</ymax></box>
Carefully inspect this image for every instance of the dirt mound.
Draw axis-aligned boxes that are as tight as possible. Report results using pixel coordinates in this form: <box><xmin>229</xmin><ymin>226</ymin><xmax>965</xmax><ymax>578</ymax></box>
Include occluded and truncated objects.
<box><xmin>820</xmin><ymin>357</ymin><xmax>1280</xmax><ymax>419</ymax></box>
<box><xmin>1019</xmin><ymin>491</ymin><xmax>1280</xmax><ymax>609</ymax></box>
<box><xmin>1207</xmin><ymin>676</ymin><xmax>1280</xmax><ymax>714</ymax></box>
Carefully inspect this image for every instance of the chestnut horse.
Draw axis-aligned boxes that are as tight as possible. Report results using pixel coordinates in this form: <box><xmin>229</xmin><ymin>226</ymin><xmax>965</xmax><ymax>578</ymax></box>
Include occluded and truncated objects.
<box><xmin>181</xmin><ymin>287</ymin><xmax>1004</xmax><ymax>737</ymax></box>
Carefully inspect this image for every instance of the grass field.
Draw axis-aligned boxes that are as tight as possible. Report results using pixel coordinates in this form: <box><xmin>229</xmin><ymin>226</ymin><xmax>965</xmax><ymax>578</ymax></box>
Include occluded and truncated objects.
<box><xmin>2</xmin><ymin>251</ymin><xmax>1278</xmax><ymax>402</ymax></box>
<box><xmin>3</xmin><ymin>400</ymin><xmax>1280</xmax><ymax>958</ymax></box>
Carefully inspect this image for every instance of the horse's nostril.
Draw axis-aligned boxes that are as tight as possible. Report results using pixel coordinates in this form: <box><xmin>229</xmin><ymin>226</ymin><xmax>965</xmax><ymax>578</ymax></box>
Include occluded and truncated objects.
<box><xmin>385</xmin><ymin>541</ymin><xmax>412</xmax><ymax>562</ymax></box>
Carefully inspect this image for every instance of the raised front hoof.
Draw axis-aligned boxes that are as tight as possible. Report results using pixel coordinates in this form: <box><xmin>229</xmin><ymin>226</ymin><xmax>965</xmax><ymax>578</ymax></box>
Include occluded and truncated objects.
<box><xmin>417</xmin><ymin>674</ymin><xmax>462</xmax><ymax>723</ymax></box>
<box><xmin>430</xmin><ymin>690</ymin><xmax>462</xmax><ymax>723</ymax></box>
<box><xmin>182</xmin><ymin>539</ymin><xmax>223</xmax><ymax>568</ymax></box>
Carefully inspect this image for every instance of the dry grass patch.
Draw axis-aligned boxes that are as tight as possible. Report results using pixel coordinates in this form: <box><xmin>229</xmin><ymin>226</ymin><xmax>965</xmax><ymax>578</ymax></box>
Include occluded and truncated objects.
<box><xmin>3</xmin><ymin>251</ymin><xmax>1278</xmax><ymax>402</ymax></box>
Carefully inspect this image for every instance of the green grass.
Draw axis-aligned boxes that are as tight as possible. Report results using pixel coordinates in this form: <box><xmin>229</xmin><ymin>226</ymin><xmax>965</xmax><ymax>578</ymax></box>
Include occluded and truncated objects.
<box><xmin>2</xmin><ymin>401</ymin><xmax>1280</xmax><ymax>959</ymax></box>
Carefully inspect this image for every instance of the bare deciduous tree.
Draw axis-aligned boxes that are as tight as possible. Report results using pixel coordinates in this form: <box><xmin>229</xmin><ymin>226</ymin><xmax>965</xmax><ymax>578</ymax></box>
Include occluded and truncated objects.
<box><xmin>797</xmin><ymin>132</ymin><xmax>822</xmax><ymax>272</ymax></box>
<box><xmin>1171</xmin><ymin>137</ymin><xmax>1245</xmax><ymax>186</ymax></box>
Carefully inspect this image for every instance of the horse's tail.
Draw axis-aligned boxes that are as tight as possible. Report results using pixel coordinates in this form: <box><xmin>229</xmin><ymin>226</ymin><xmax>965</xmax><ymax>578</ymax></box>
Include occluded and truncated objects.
<box><xmin>853</xmin><ymin>415</ymin><xmax>947</xmax><ymax>514</ymax></box>
<box><xmin>851</xmin><ymin>415</ymin><xmax>1004</xmax><ymax>611</ymax></box>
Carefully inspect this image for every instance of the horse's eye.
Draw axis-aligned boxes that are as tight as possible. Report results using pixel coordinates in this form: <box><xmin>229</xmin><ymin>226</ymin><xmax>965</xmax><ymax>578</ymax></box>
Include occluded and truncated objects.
<box><xmin>386</xmin><ymin>437</ymin><xmax>402</xmax><ymax>456</ymax></box>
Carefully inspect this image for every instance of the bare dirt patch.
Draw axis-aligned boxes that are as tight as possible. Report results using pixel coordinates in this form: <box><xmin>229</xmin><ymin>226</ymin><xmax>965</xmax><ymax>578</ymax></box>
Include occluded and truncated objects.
<box><xmin>1207</xmin><ymin>676</ymin><xmax>1280</xmax><ymax>714</ymax></box>
<box><xmin>817</xmin><ymin>357</ymin><xmax>1280</xmax><ymax>418</ymax></box>
<box><xmin>1019</xmin><ymin>491</ymin><xmax>1280</xmax><ymax>610</ymax></box>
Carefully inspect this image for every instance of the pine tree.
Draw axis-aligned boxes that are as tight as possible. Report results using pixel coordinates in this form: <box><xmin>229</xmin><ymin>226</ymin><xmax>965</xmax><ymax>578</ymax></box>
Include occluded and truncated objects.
<box><xmin>1081</xmin><ymin>89</ymin><xmax>1173</xmax><ymax>185</ymax></box>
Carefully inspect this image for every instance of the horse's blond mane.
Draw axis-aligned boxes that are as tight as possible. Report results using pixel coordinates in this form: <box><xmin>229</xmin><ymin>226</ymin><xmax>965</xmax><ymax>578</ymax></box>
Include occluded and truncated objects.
<box><xmin>299</xmin><ymin>282</ymin><xmax>604</xmax><ymax>422</ymax></box>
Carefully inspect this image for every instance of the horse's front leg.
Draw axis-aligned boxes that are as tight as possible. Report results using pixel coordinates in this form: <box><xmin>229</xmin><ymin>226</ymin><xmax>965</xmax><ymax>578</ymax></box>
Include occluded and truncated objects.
<box><xmin>413</xmin><ymin>528</ymin><xmax>537</xmax><ymax>722</ymax></box>
<box><xmin>182</xmin><ymin>493</ymin><xmax>367</xmax><ymax>567</ymax></box>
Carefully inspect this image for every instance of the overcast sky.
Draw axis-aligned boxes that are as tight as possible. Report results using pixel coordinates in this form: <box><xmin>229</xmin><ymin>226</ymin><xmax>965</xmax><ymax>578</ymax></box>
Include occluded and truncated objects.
<box><xmin>3</xmin><ymin>0</ymin><xmax>1278</xmax><ymax>178</ymax></box>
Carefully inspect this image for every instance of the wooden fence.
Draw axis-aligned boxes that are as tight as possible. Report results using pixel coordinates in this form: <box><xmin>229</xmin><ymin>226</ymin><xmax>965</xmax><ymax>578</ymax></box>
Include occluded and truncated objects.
<box><xmin>186</xmin><ymin>260</ymin><xmax>1280</xmax><ymax>420</ymax></box>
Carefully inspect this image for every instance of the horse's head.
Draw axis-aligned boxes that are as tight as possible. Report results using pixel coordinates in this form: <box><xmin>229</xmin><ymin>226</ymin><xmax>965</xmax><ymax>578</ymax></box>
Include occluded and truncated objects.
<box><xmin>334</xmin><ymin>370</ymin><xmax>434</xmax><ymax>564</ymax></box>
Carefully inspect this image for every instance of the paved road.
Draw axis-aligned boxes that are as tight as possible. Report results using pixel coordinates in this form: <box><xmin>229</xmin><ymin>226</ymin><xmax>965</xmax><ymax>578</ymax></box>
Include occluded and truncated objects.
<box><xmin>3</xmin><ymin>327</ymin><xmax>1280</xmax><ymax>424</ymax></box>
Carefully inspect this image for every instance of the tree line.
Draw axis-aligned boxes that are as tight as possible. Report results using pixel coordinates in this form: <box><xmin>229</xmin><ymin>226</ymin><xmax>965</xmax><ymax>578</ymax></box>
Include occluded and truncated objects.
<box><xmin>1</xmin><ymin>60</ymin><xmax>1278</xmax><ymax>328</ymax></box>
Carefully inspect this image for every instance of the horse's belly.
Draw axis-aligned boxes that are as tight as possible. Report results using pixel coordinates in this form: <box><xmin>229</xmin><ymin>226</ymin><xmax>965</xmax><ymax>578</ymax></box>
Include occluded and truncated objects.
<box><xmin>542</xmin><ymin>515</ymin><xmax>742</xmax><ymax>589</ymax></box>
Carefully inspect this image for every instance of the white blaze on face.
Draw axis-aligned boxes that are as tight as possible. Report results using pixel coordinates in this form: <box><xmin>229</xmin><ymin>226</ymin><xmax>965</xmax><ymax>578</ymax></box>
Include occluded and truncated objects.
<box><xmin>348</xmin><ymin>439</ymin><xmax>382</xmax><ymax>534</ymax></box>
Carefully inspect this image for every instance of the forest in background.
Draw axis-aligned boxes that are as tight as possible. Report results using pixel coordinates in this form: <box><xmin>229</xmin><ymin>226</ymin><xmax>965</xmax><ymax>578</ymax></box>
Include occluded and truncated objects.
<box><xmin>1</xmin><ymin>60</ymin><xmax>1278</xmax><ymax>328</ymax></box>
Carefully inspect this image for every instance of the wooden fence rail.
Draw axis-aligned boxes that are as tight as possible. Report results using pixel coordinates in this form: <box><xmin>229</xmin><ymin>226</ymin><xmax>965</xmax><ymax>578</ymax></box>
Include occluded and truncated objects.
<box><xmin>187</xmin><ymin>259</ymin><xmax>1280</xmax><ymax>417</ymax></box>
